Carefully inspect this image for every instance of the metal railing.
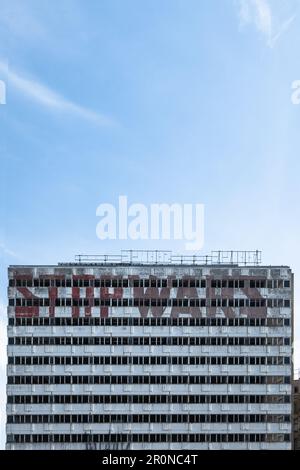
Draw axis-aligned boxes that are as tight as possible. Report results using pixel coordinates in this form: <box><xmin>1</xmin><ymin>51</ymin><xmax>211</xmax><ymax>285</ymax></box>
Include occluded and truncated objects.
<box><xmin>69</xmin><ymin>250</ymin><xmax>262</xmax><ymax>266</ymax></box>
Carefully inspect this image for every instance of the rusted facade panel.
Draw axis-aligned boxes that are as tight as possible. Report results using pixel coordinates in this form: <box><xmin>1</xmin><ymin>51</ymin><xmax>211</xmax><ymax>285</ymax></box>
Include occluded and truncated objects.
<box><xmin>6</xmin><ymin>261</ymin><xmax>293</xmax><ymax>449</ymax></box>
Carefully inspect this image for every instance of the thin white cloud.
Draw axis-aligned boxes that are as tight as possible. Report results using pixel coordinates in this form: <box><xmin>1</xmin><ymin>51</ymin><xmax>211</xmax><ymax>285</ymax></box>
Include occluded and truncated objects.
<box><xmin>238</xmin><ymin>0</ymin><xmax>272</xmax><ymax>44</ymax></box>
<box><xmin>254</xmin><ymin>0</ymin><xmax>272</xmax><ymax>39</ymax></box>
<box><xmin>270</xmin><ymin>13</ymin><xmax>296</xmax><ymax>47</ymax></box>
<box><xmin>0</xmin><ymin>242</ymin><xmax>17</xmax><ymax>258</ymax></box>
<box><xmin>237</xmin><ymin>0</ymin><xmax>296</xmax><ymax>48</ymax></box>
<box><xmin>0</xmin><ymin>60</ymin><xmax>115</xmax><ymax>127</ymax></box>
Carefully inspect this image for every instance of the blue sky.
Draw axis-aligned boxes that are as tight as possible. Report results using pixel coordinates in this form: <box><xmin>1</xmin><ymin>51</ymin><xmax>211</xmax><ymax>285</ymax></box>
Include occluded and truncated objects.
<box><xmin>1</xmin><ymin>0</ymin><xmax>300</xmax><ymax>449</ymax></box>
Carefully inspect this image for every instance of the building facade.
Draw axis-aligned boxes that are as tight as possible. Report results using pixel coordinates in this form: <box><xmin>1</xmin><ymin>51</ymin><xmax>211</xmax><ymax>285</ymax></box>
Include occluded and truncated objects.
<box><xmin>6</xmin><ymin>251</ymin><xmax>293</xmax><ymax>449</ymax></box>
<box><xmin>293</xmin><ymin>378</ymin><xmax>300</xmax><ymax>450</ymax></box>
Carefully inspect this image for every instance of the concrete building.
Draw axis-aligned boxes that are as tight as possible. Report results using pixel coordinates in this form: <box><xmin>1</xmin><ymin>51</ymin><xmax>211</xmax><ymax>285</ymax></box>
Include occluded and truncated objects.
<box><xmin>293</xmin><ymin>378</ymin><xmax>300</xmax><ymax>450</ymax></box>
<box><xmin>6</xmin><ymin>250</ymin><xmax>293</xmax><ymax>449</ymax></box>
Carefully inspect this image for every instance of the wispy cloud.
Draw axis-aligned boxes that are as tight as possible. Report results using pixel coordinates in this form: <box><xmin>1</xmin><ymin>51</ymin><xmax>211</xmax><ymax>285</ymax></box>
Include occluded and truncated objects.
<box><xmin>0</xmin><ymin>242</ymin><xmax>17</xmax><ymax>258</ymax></box>
<box><xmin>240</xmin><ymin>0</ymin><xmax>272</xmax><ymax>41</ymax></box>
<box><xmin>0</xmin><ymin>60</ymin><xmax>115</xmax><ymax>127</ymax></box>
<box><xmin>237</xmin><ymin>0</ymin><xmax>296</xmax><ymax>48</ymax></box>
<box><xmin>270</xmin><ymin>13</ymin><xmax>297</xmax><ymax>47</ymax></box>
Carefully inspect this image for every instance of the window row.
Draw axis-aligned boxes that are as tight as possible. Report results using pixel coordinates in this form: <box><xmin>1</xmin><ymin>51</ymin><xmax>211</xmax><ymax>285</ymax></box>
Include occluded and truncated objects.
<box><xmin>7</xmin><ymin>394</ymin><xmax>291</xmax><ymax>404</ymax></box>
<box><xmin>7</xmin><ymin>413</ymin><xmax>291</xmax><ymax>424</ymax></box>
<box><xmin>8</xmin><ymin>336</ymin><xmax>290</xmax><ymax>346</ymax></box>
<box><xmin>8</xmin><ymin>297</ymin><xmax>291</xmax><ymax>308</ymax></box>
<box><xmin>7</xmin><ymin>374</ymin><xmax>291</xmax><ymax>385</ymax></box>
<box><xmin>7</xmin><ymin>433</ymin><xmax>291</xmax><ymax>444</ymax></box>
<box><xmin>214</xmin><ymin>280</ymin><xmax>290</xmax><ymax>289</ymax></box>
<box><xmin>9</xmin><ymin>278</ymin><xmax>291</xmax><ymax>289</ymax></box>
<box><xmin>8</xmin><ymin>355</ymin><xmax>291</xmax><ymax>366</ymax></box>
<box><xmin>9</xmin><ymin>317</ymin><xmax>290</xmax><ymax>327</ymax></box>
